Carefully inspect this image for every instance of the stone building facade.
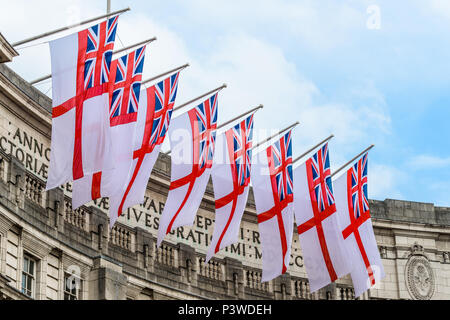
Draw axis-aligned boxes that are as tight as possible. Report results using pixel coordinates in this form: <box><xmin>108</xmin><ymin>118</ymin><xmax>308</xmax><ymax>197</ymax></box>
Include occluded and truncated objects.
<box><xmin>0</xmin><ymin>35</ymin><xmax>449</xmax><ymax>300</ymax></box>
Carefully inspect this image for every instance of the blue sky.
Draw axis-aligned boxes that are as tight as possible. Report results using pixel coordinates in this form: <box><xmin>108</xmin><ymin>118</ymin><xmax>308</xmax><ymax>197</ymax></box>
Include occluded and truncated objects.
<box><xmin>1</xmin><ymin>0</ymin><xmax>449</xmax><ymax>206</ymax></box>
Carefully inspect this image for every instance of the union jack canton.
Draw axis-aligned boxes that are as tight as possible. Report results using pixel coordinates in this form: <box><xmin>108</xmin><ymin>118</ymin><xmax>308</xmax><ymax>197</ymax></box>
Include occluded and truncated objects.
<box><xmin>193</xmin><ymin>93</ymin><xmax>218</xmax><ymax>169</ymax></box>
<box><xmin>109</xmin><ymin>46</ymin><xmax>146</xmax><ymax>126</ymax></box>
<box><xmin>268</xmin><ymin>131</ymin><xmax>293</xmax><ymax>203</ymax></box>
<box><xmin>149</xmin><ymin>72</ymin><xmax>180</xmax><ymax>148</ymax></box>
<box><xmin>348</xmin><ymin>153</ymin><xmax>369</xmax><ymax>219</ymax></box>
<box><xmin>307</xmin><ymin>142</ymin><xmax>335</xmax><ymax>214</ymax></box>
<box><xmin>84</xmin><ymin>15</ymin><xmax>118</xmax><ymax>90</ymax></box>
<box><xmin>230</xmin><ymin>114</ymin><xmax>254</xmax><ymax>187</ymax></box>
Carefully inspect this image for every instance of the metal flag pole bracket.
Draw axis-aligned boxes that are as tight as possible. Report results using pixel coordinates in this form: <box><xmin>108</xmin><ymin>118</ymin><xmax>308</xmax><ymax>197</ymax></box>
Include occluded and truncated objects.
<box><xmin>141</xmin><ymin>63</ymin><xmax>190</xmax><ymax>86</ymax></box>
<box><xmin>163</xmin><ymin>84</ymin><xmax>228</xmax><ymax>156</ymax></box>
<box><xmin>331</xmin><ymin>144</ymin><xmax>375</xmax><ymax>178</ymax></box>
<box><xmin>217</xmin><ymin>104</ymin><xmax>263</xmax><ymax>130</ymax></box>
<box><xmin>112</xmin><ymin>37</ymin><xmax>157</xmax><ymax>56</ymax></box>
<box><xmin>173</xmin><ymin>83</ymin><xmax>227</xmax><ymax>112</ymax></box>
<box><xmin>292</xmin><ymin>134</ymin><xmax>335</xmax><ymax>164</ymax></box>
<box><xmin>30</xmin><ymin>37</ymin><xmax>156</xmax><ymax>85</ymax></box>
<box><xmin>250</xmin><ymin>121</ymin><xmax>300</xmax><ymax>151</ymax></box>
<box><xmin>12</xmin><ymin>7</ymin><xmax>130</xmax><ymax>47</ymax></box>
<box><xmin>164</xmin><ymin>103</ymin><xmax>263</xmax><ymax>156</ymax></box>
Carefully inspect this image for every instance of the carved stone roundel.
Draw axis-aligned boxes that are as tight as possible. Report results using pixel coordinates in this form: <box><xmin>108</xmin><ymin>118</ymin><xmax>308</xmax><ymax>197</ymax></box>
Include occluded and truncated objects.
<box><xmin>406</xmin><ymin>255</ymin><xmax>435</xmax><ymax>300</ymax></box>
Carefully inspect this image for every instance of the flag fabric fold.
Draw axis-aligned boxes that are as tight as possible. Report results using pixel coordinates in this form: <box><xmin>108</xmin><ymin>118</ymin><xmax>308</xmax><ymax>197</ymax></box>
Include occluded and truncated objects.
<box><xmin>207</xmin><ymin>114</ymin><xmax>254</xmax><ymax>262</ymax></box>
<box><xmin>46</xmin><ymin>15</ymin><xmax>119</xmax><ymax>190</ymax></box>
<box><xmin>293</xmin><ymin>142</ymin><xmax>351</xmax><ymax>292</ymax></box>
<box><xmin>108</xmin><ymin>72</ymin><xmax>181</xmax><ymax>227</ymax></box>
<box><xmin>157</xmin><ymin>93</ymin><xmax>219</xmax><ymax>246</ymax></box>
<box><xmin>251</xmin><ymin>131</ymin><xmax>294</xmax><ymax>282</ymax></box>
<box><xmin>334</xmin><ymin>153</ymin><xmax>385</xmax><ymax>297</ymax></box>
<box><xmin>72</xmin><ymin>45</ymin><xmax>146</xmax><ymax>209</ymax></box>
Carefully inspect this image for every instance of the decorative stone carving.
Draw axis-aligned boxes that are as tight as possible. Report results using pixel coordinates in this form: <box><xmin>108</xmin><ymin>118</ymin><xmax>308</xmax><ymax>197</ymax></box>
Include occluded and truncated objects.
<box><xmin>405</xmin><ymin>252</ymin><xmax>435</xmax><ymax>300</ymax></box>
<box><xmin>379</xmin><ymin>246</ymin><xmax>387</xmax><ymax>258</ymax></box>
<box><xmin>443</xmin><ymin>252</ymin><xmax>449</xmax><ymax>264</ymax></box>
<box><xmin>411</xmin><ymin>243</ymin><xmax>424</xmax><ymax>255</ymax></box>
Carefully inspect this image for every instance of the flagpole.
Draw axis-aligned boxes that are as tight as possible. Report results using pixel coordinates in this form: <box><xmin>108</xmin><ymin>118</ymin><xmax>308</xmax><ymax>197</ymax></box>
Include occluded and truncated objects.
<box><xmin>12</xmin><ymin>7</ymin><xmax>130</xmax><ymax>47</ymax></box>
<box><xmin>250</xmin><ymin>121</ymin><xmax>300</xmax><ymax>151</ymax></box>
<box><xmin>112</xmin><ymin>37</ymin><xmax>156</xmax><ymax>55</ymax></box>
<box><xmin>217</xmin><ymin>104</ymin><xmax>263</xmax><ymax>130</ymax></box>
<box><xmin>30</xmin><ymin>37</ymin><xmax>157</xmax><ymax>85</ymax></box>
<box><xmin>141</xmin><ymin>63</ymin><xmax>190</xmax><ymax>86</ymax></box>
<box><xmin>292</xmin><ymin>134</ymin><xmax>334</xmax><ymax>164</ymax></box>
<box><xmin>165</xmin><ymin>102</ymin><xmax>259</xmax><ymax>156</ymax></box>
<box><xmin>331</xmin><ymin>144</ymin><xmax>375</xmax><ymax>178</ymax></box>
<box><xmin>173</xmin><ymin>84</ymin><xmax>227</xmax><ymax>112</ymax></box>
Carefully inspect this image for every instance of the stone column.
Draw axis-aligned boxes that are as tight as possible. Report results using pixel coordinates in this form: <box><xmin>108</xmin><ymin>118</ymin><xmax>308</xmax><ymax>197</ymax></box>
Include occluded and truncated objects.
<box><xmin>135</xmin><ymin>227</ymin><xmax>154</xmax><ymax>272</ymax></box>
<box><xmin>88</xmin><ymin>256</ymin><xmax>127</xmax><ymax>300</ymax></box>
<box><xmin>46</xmin><ymin>187</ymin><xmax>64</xmax><ymax>230</ymax></box>
<box><xmin>88</xmin><ymin>207</ymin><xmax>109</xmax><ymax>255</ymax></box>
<box><xmin>273</xmin><ymin>273</ymin><xmax>291</xmax><ymax>300</ymax></box>
<box><xmin>224</xmin><ymin>257</ymin><xmax>244</xmax><ymax>299</ymax></box>
<box><xmin>177</xmin><ymin>243</ymin><xmax>197</xmax><ymax>286</ymax></box>
<box><xmin>7</xmin><ymin>156</ymin><xmax>25</xmax><ymax>208</ymax></box>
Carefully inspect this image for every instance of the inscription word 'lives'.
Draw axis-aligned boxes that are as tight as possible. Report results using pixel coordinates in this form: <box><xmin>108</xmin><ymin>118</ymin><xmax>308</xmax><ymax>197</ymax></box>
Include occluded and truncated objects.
<box><xmin>0</xmin><ymin>126</ymin><xmax>50</xmax><ymax>179</ymax></box>
<box><xmin>93</xmin><ymin>194</ymin><xmax>304</xmax><ymax>270</ymax></box>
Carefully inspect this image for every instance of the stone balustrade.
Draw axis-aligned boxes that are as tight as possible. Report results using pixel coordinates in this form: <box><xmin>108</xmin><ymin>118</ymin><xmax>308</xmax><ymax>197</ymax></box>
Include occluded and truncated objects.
<box><xmin>63</xmin><ymin>198</ymin><xmax>88</xmax><ymax>231</ymax></box>
<box><xmin>336</xmin><ymin>286</ymin><xmax>355</xmax><ymax>300</ymax></box>
<box><xmin>110</xmin><ymin>224</ymin><xmax>133</xmax><ymax>250</ymax></box>
<box><xmin>155</xmin><ymin>243</ymin><xmax>177</xmax><ymax>267</ymax></box>
<box><xmin>245</xmin><ymin>269</ymin><xmax>270</xmax><ymax>292</ymax></box>
<box><xmin>293</xmin><ymin>278</ymin><xmax>314</xmax><ymax>299</ymax></box>
<box><xmin>198</xmin><ymin>257</ymin><xmax>224</xmax><ymax>281</ymax></box>
<box><xmin>24</xmin><ymin>173</ymin><xmax>45</xmax><ymax>206</ymax></box>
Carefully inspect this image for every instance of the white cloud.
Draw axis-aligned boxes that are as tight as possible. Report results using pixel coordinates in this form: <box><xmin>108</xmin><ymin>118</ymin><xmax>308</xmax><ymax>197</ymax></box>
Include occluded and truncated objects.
<box><xmin>0</xmin><ymin>0</ymin><xmax>107</xmax><ymax>87</ymax></box>
<box><xmin>178</xmin><ymin>0</ymin><xmax>366</xmax><ymax>51</ymax></box>
<box><xmin>426</xmin><ymin>0</ymin><xmax>450</xmax><ymax>20</ymax></box>
<box><xmin>429</xmin><ymin>181</ymin><xmax>450</xmax><ymax>207</ymax></box>
<box><xmin>408</xmin><ymin>154</ymin><xmax>450</xmax><ymax>170</ymax></box>
<box><xmin>368</xmin><ymin>163</ymin><xmax>406</xmax><ymax>200</ymax></box>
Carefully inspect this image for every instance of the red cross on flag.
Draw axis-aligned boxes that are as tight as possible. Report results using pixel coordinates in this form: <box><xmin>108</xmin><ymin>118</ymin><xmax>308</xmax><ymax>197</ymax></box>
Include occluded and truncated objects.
<box><xmin>46</xmin><ymin>16</ymin><xmax>119</xmax><ymax>190</ymax></box>
<box><xmin>334</xmin><ymin>153</ymin><xmax>385</xmax><ymax>297</ymax></box>
<box><xmin>72</xmin><ymin>46</ymin><xmax>146</xmax><ymax>210</ymax></box>
<box><xmin>108</xmin><ymin>72</ymin><xmax>181</xmax><ymax>227</ymax></box>
<box><xmin>207</xmin><ymin>115</ymin><xmax>254</xmax><ymax>262</ymax></box>
<box><xmin>251</xmin><ymin>131</ymin><xmax>294</xmax><ymax>282</ymax></box>
<box><xmin>157</xmin><ymin>94</ymin><xmax>219</xmax><ymax>246</ymax></box>
<box><xmin>293</xmin><ymin>142</ymin><xmax>351</xmax><ymax>292</ymax></box>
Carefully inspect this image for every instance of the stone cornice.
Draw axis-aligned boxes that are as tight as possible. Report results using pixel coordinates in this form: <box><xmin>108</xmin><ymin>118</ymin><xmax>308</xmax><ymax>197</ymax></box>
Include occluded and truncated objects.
<box><xmin>0</xmin><ymin>33</ymin><xmax>18</xmax><ymax>63</ymax></box>
<box><xmin>0</xmin><ymin>65</ymin><xmax>51</xmax><ymax>138</ymax></box>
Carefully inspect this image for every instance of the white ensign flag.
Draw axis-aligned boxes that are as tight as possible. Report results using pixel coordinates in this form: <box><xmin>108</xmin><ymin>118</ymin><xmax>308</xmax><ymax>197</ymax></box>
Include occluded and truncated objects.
<box><xmin>334</xmin><ymin>153</ymin><xmax>385</xmax><ymax>297</ymax></box>
<box><xmin>108</xmin><ymin>72</ymin><xmax>181</xmax><ymax>227</ymax></box>
<box><xmin>207</xmin><ymin>115</ymin><xmax>254</xmax><ymax>262</ymax></box>
<box><xmin>72</xmin><ymin>46</ymin><xmax>146</xmax><ymax>209</ymax></box>
<box><xmin>46</xmin><ymin>16</ymin><xmax>119</xmax><ymax>190</ymax></box>
<box><xmin>157</xmin><ymin>94</ymin><xmax>218</xmax><ymax>246</ymax></box>
<box><xmin>293</xmin><ymin>143</ymin><xmax>350</xmax><ymax>292</ymax></box>
<box><xmin>251</xmin><ymin>131</ymin><xmax>294</xmax><ymax>282</ymax></box>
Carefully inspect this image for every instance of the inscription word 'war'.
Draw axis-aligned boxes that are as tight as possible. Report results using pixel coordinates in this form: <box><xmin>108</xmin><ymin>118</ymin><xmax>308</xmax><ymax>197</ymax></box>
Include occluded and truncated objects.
<box><xmin>0</xmin><ymin>127</ymin><xmax>50</xmax><ymax>179</ymax></box>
